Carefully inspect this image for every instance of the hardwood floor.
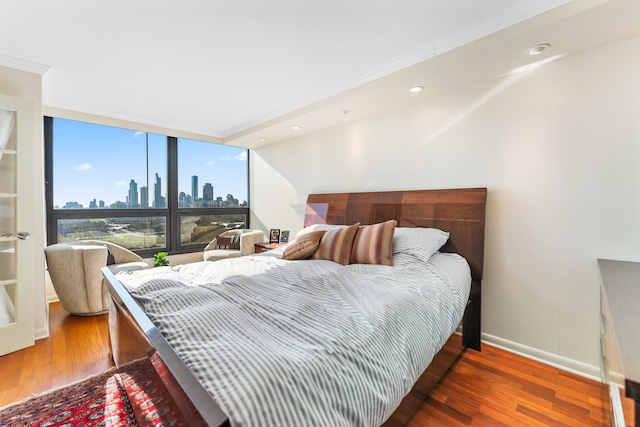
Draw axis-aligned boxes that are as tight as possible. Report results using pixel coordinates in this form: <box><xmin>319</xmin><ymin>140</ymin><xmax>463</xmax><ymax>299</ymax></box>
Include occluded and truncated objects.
<box><xmin>408</xmin><ymin>345</ymin><xmax>625</xmax><ymax>427</ymax></box>
<box><xmin>0</xmin><ymin>302</ymin><xmax>634</xmax><ymax>426</ymax></box>
<box><xmin>0</xmin><ymin>302</ymin><xmax>112</xmax><ymax>408</ymax></box>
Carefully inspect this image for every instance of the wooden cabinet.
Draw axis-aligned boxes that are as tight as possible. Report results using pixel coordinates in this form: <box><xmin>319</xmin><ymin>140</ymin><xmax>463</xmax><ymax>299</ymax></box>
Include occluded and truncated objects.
<box><xmin>599</xmin><ymin>259</ymin><xmax>639</xmax><ymax>427</ymax></box>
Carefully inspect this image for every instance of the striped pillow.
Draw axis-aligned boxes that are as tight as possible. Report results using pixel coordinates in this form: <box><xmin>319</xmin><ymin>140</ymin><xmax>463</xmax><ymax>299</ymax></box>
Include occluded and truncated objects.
<box><xmin>311</xmin><ymin>223</ymin><xmax>360</xmax><ymax>265</ymax></box>
<box><xmin>351</xmin><ymin>220</ymin><xmax>397</xmax><ymax>265</ymax></box>
<box><xmin>282</xmin><ymin>230</ymin><xmax>326</xmax><ymax>260</ymax></box>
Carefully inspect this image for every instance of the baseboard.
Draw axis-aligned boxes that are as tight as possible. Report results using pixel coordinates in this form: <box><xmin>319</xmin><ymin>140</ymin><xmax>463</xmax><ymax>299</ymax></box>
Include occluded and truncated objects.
<box><xmin>36</xmin><ymin>299</ymin><xmax>58</xmax><ymax>340</ymax></box>
<box><xmin>35</xmin><ymin>325</ymin><xmax>49</xmax><ymax>340</ymax></box>
<box><xmin>481</xmin><ymin>333</ymin><xmax>601</xmax><ymax>382</ymax></box>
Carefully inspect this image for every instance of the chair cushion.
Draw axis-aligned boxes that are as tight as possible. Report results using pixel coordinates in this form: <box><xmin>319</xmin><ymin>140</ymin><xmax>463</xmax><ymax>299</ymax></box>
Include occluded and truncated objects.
<box><xmin>106</xmin><ymin>261</ymin><xmax>150</xmax><ymax>274</ymax></box>
<box><xmin>204</xmin><ymin>249</ymin><xmax>242</xmax><ymax>262</ymax></box>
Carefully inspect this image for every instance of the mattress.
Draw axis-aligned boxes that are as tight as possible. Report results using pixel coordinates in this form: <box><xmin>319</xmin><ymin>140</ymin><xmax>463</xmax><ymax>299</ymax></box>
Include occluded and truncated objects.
<box><xmin>116</xmin><ymin>249</ymin><xmax>471</xmax><ymax>427</ymax></box>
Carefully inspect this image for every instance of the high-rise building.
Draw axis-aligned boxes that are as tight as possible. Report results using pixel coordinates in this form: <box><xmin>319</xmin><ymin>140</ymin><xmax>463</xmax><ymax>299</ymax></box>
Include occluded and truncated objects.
<box><xmin>99</xmin><ymin>200</ymin><xmax>105</xmax><ymax>208</ymax></box>
<box><xmin>191</xmin><ymin>175</ymin><xmax>198</xmax><ymax>205</ymax></box>
<box><xmin>226</xmin><ymin>194</ymin><xmax>238</xmax><ymax>207</ymax></box>
<box><xmin>128</xmin><ymin>179</ymin><xmax>139</xmax><ymax>208</ymax></box>
<box><xmin>153</xmin><ymin>173</ymin><xmax>165</xmax><ymax>208</ymax></box>
<box><xmin>202</xmin><ymin>183</ymin><xmax>213</xmax><ymax>201</ymax></box>
<box><xmin>140</xmin><ymin>186</ymin><xmax>148</xmax><ymax>208</ymax></box>
<box><xmin>89</xmin><ymin>199</ymin><xmax>97</xmax><ymax>209</ymax></box>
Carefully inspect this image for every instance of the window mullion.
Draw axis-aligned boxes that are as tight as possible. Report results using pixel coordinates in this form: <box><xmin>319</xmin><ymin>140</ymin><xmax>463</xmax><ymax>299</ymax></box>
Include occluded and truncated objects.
<box><xmin>167</xmin><ymin>136</ymin><xmax>179</xmax><ymax>252</ymax></box>
<box><xmin>44</xmin><ymin>117</ymin><xmax>55</xmax><ymax>246</ymax></box>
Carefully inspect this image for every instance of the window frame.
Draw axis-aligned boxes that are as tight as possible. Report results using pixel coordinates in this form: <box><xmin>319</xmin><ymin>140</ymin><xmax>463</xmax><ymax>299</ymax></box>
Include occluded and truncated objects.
<box><xmin>44</xmin><ymin>117</ymin><xmax>251</xmax><ymax>258</ymax></box>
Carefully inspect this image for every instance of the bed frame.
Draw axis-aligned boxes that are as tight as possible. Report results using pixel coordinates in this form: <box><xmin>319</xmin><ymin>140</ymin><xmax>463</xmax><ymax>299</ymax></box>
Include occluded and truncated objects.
<box><xmin>103</xmin><ymin>188</ymin><xmax>487</xmax><ymax>427</ymax></box>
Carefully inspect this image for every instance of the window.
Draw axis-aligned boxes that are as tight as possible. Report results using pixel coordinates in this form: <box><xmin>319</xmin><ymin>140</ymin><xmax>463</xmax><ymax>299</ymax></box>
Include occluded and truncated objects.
<box><xmin>45</xmin><ymin>117</ymin><xmax>249</xmax><ymax>256</ymax></box>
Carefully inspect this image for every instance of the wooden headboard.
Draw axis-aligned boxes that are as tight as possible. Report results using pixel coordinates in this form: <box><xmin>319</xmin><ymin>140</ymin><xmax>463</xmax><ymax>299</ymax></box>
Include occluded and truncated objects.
<box><xmin>304</xmin><ymin>188</ymin><xmax>487</xmax><ymax>281</ymax></box>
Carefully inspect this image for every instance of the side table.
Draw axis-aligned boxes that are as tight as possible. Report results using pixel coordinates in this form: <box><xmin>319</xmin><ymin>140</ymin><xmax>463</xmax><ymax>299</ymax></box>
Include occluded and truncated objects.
<box><xmin>254</xmin><ymin>242</ymin><xmax>283</xmax><ymax>254</ymax></box>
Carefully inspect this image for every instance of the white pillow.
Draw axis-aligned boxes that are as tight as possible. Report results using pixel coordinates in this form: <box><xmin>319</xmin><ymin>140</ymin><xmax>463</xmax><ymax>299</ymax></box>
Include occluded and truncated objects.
<box><xmin>392</xmin><ymin>227</ymin><xmax>450</xmax><ymax>260</ymax></box>
<box><xmin>294</xmin><ymin>224</ymin><xmax>348</xmax><ymax>239</ymax></box>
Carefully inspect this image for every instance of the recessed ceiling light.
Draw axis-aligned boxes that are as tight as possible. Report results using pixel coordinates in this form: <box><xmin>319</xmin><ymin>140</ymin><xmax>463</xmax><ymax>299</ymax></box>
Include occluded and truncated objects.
<box><xmin>292</xmin><ymin>126</ymin><xmax>301</xmax><ymax>130</ymax></box>
<box><xmin>340</xmin><ymin>110</ymin><xmax>350</xmax><ymax>115</ymax></box>
<box><xmin>409</xmin><ymin>86</ymin><xmax>424</xmax><ymax>93</ymax></box>
<box><xmin>259</xmin><ymin>137</ymin><xmax>266</xmax><ymax>142</ymax></box>
<box><xmin>524</xmin><ymin>44</ymin><xmax>550</xmax><ymax>56</ymax></box>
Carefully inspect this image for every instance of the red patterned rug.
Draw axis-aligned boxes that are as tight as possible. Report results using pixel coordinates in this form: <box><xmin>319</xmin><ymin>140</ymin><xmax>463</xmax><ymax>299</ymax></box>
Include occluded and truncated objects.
<box><xmin>0</xmin><ymin>370</ymin><xmax>136</xmax><ymax>426</ymax></box>
<box><xmin>0</xmin><ymin>356</ymin><xmax>192</xmax><ymax>427</ymax></box>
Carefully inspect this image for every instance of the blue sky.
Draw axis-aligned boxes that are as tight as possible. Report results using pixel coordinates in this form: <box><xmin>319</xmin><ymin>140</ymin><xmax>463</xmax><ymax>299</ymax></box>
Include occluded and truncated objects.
<box><xmin>53</xmin><ymin>118</ymin><xmax>248</xmax><ymax>208</ymax></box>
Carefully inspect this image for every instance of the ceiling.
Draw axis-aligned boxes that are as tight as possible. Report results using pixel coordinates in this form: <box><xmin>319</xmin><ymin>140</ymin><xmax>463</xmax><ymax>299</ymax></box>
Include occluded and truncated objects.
<box><xmin>1</xmin><ymin>0</ymin><xmax>639</xmax><ymax>149</ymax></box>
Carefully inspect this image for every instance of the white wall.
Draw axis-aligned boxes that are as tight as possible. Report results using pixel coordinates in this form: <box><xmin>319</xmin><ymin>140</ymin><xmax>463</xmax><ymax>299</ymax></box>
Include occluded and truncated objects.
<box><xmin>0</xmin><ymin>65</ymin><xmax>48</xmax><ymax>339</ymax></box>
<box><xmin>251</xmin><ymin>36</ymin><xmax>640</xmax><ymax>377</ymax></box>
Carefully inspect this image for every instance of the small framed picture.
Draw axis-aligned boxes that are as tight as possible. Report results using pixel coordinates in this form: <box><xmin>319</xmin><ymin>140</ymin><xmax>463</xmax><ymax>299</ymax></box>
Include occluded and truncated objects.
<box><xmin>280</xmin><ymin>230</ymin><xmax>290</xmax><ymax>244</ymax></box>
<box><xmin>269</xmin><ymin>229</ymin><xmax>280</xmax><ymax>243</ymax></box>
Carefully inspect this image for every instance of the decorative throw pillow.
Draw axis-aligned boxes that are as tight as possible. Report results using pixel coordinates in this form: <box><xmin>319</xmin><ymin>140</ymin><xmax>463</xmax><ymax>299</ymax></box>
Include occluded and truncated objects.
<box><xmin>311</xmin><ymin>223</ymin><xmax>360</xmax><ymax>265</ymax></box>
<box><xmin>104</xmin><ymin>245</ymin><xmax>116</xmax><ymax>265</ymax></box>
<box><xmin>350</xmin><ymin>220</ymin><xmax>397</xmax><ymax>266</ymax></box>
<box><xmin>282</xmin><ymin>230</ymin><xmax>326</xmax><ymax>260</ymax></box>
<box><xmin>215</xmin><ymin>234</ymin><xmax>241</xmax><ymax>250</ymax></box>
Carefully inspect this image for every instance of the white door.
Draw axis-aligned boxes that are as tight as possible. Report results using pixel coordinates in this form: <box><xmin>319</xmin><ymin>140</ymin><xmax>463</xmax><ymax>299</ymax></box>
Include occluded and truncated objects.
<box><xmin>0</xmin><ymin>93</ymin><xmax>35</xmax><ymax>356</ymax></box>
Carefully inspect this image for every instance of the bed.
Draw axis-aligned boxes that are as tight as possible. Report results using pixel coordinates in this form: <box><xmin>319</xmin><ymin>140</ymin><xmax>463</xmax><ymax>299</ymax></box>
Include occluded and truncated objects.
<box><xmin>103</xmin><ymin>188</ymin><xmax>487</xmax><ymax>427</ymax></box>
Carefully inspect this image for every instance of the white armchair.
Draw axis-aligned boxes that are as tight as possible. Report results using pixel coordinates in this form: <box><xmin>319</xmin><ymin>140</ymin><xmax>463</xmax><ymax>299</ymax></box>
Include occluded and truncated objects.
<box><xmin>203</xmin><ymin>229</ymin><xmax>265</xmax><ymax>262</ymax></box>
<box><xmin>45</xmin><ymin>240</ymin><xmax>149</xmax><ymax>316</ymax></box>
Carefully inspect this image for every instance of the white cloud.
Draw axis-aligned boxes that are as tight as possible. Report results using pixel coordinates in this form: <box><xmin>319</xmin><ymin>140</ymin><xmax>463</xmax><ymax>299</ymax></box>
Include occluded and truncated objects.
<box><xmin>234</xmin><ymin>152</ymin><xmax>247</xmax><ymax>162</ymax></box>
<box><xmin>116</xmin><ymin>180</ymin><xmax>127</xmax><ymax>187</ymax></box>
<box><xmin>206</xmin><ymin>161</ymin><xmax>215</xmax><ymax>166</ymax></box>
<box><xmin>75</xmin><ymin>163</ymin><xmax>92</xmax><ymax>171</ymax></box>
<box><xmin>134</xmin><ymin>131</ymin><xmax>144</xmax><ymax>138</ymax></box>
<box><xmin>220</xmin><ymin>156</ymin><xmax>231</xmax><ymax>161</ymax></box>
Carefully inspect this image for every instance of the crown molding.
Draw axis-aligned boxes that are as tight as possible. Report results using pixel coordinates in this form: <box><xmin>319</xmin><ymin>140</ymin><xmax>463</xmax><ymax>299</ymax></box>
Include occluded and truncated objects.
<box><xmin>220</xmin><ymin>0</ymin><xmax>573</xmax><ymax>139</ymax></box>
<box><xmin>0</xmin><ymin>54</ymin><xmax>50</xmax><ymax>75</ymax></box>
<box><xmin>44</xmin><ymin>104</ymin><xmax>223</xmax><ymax>144</ymax></box>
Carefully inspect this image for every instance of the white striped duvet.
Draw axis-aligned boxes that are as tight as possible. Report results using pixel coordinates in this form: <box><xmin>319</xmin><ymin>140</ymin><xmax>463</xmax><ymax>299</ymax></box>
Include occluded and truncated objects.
<box><xmin>117</xmin><ymin>251</ymin><xmax>471</xmax><ymax>427</ymax></box>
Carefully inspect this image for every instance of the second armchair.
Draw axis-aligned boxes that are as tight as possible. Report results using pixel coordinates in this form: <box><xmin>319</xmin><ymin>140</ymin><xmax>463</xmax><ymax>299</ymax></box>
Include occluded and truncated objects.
<box><xmin>203</xmin><ymin>229</ymin><xmax>265</xmax><ymax>262</ymax></box>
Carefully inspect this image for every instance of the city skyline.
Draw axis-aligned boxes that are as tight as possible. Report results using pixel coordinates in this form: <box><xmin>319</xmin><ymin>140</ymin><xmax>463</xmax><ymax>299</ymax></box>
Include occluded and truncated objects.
<box><xmin>59</xmin><ymin>173</ymin><xmax>246</xmax><ymax>209</ymax></box>
<box><xmin>52</xmin><ymin>118</ymin><xmax>248</xmax><ymax>208</ymax></box>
